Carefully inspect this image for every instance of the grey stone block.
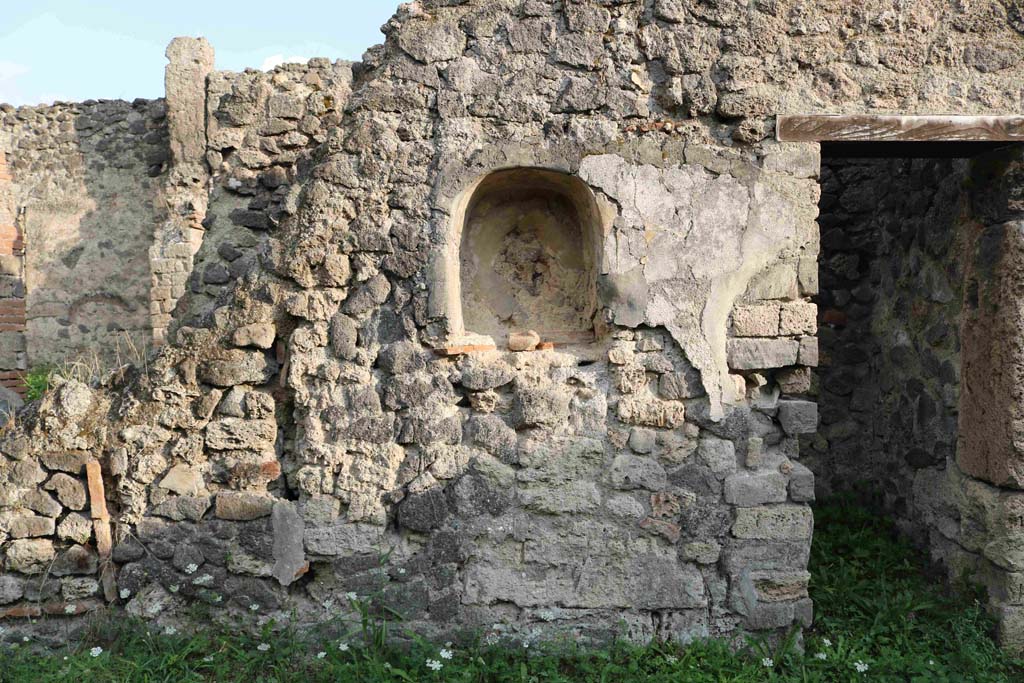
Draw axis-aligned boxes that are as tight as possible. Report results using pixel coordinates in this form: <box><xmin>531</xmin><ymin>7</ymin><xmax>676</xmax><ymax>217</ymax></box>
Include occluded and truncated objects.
<box><xmin>724</xmin><ymin>471</ymin><xmax>788</xmax><ymax>507</ymax></box>
<box><xmin>727</xmin><ymin>338</ymin><xmax>799</xmax><ymax>370</ymax></box>
<box><xmin>778</xmin><ymin>400</ymin><xmax>818</xmax><ymax>435</ymax></box>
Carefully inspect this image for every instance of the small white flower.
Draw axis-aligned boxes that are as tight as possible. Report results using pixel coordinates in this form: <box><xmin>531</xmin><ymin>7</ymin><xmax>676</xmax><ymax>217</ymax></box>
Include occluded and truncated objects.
<box><xmin>256</xmin><ymin>643</ymin><xmax>270</xmax><ymax>652</ymax></box>
<box><xmin>523</xmin><ymin>640</ymin><xmax>530</xmax><ymax>648</ymax></box>
<box><xmin>664</xmin><ymin>655</ymin><xmax>678</xmax><ymax>664</ymax></box>
<box><xmin>64</xmin><ymin>604</ymin><xmax>77</xmax><ymax>614</ymax></box>
<box><xmin>169</xmin><ymin>585</ymin><xmax>180</xmax><ymax>593</ymax></box>
<box><xmin>815</xmin><ymin>652</ymin><xmax>827</xmax><ymax>661</ymax></box>
<box><xmin>822</xmin><ymin>638</ymin><xmax>832</xmax><ymax>647</ymax></box>
<box><xmin>249</xmin><ymin>603</ymin><xmax>260</xmax><ymax>611</ymax></box>
<box><xmin>89</xmin><ymin>647</ymin><xmax>103</xmax><ymax>657</ymax></box>
<box><xmin>164</xmin><ymin>626</ymin><xmax>178</xmax><ymax>636</ymax></box>
<box><xmin>345</xmin><ymin>591</ymin><xmax>358</xmax><ymax>601</ymax></box>
<box><xmin>929</xmin><ymin>660</ymin><xmax>935</xmax><ymax>666</ymax></box>
<box><xmin>854</xmin><ymin>660</ymin><xmax>869</xmax><ymax>673</ymax></box>
<box><xmin>22</xmin><ymin>636</ymin><xmax>29</xmax><ymax>642</ymax></box>
<box><xmin>202</xmin><ymin>655</ymin><xmax>214</xmax><ymax>663</ymax></box>
<box><xmin>338</xmin><ymin>642</ymin><xmax>350</xmax><ymax>652</ymax></box>
<box><xmin>762</xmin><ymin>657</ymin><xmax>774</xmax><ymax>668</ymax></box>
<box><xmin>398</xmin><ymin>567</ymin><xmax>407</xmax><ymax>575</ymax></box>
<box><xmin>184</xmin><ymin>563</ymin><xmax>199</xmax><ymax>575</ymax></box>
<box><xmin>119</xmin><ymin>588</ymin><xmax>131</xmax><ymax>600</ymax></box>
<box><xmin>316</xmin><ymin>651</ymin><xmax>327</xmax><ymax>660</ymax></box>
<box><xmin>439</xmin><ymin>648</ymin><xmax>453</xmax><ymax>660</ymax></box>
<box><xmin>322</xmin><ymin>599</ymin><xmax>334</xmax><ymax>609</ymax></box>
<box><xmin>426</xmin><ymin>659</ymin><xmax>443</xmax><ymax>671</ymax></box>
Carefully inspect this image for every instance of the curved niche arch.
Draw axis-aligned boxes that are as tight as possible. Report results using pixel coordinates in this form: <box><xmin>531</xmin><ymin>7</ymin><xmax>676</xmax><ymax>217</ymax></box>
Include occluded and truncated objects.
<box><xmin>444</xmin><ymin>168</ymin><xmax>604</xmax><ymax>346</ymax></box>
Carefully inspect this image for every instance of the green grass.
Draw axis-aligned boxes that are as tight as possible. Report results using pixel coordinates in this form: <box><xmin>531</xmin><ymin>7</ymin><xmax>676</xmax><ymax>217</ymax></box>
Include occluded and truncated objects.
<box><xmin>22</xmin><ymin>364</ymin><xmax>56</xmax><ymax>402</ymax></box>
<box><xmin>2</xmin><ymin>500</ymin><xmax>1022</xmax><ymax>682</ymax></box>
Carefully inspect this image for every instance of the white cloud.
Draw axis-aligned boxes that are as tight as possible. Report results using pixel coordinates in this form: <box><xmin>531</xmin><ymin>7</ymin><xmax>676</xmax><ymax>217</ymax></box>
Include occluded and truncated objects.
<box><xmin>0</xmin><ymin>61</ymin><xmax>30</xmax><ymax>106</ymax></box>
<box><xmin>260</xmin><ymin>54</ymin><xmax>308</xmax><ymax>71</ymax></box>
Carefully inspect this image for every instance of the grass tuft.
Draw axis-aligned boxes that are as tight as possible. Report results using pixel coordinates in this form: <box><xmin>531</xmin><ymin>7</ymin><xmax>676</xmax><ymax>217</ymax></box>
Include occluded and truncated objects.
<box><xmin>22</xmin><ymin>364</ymin><xmax>56</xmax><ymax>402</ymax></box>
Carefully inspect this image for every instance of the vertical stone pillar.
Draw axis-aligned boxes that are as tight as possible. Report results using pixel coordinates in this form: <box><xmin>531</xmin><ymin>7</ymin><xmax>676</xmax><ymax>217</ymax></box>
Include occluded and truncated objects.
<box><xmin>957</xmin><ymin>147</ymin><xmax>1024</xmax><ymax>651</ymax></box>
<box><xmin>0</xmin><ymin>137</ymin><xmax>27</xmax><ymax>399</ymax></box>
<box><xmin>150</xmin><ymin>37</ymin><xmax>214</xmax><ymax>345</ymax></box>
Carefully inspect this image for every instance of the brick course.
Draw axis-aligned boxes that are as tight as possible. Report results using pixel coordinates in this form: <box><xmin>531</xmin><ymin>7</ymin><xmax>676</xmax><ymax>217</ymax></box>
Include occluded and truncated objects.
<box><xmin>0</xmin><ymin>151</ymin><xmax>27</xmax><ymax>397</ymax></box>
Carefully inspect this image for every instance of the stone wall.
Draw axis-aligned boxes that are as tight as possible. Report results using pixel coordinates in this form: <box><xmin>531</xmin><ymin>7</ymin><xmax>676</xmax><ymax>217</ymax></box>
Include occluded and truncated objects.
<box><xmin>0</xmin><ymin>140</ymin><xmax>26</xmax><ymax>402</ymax></box>
<box><xmin>807</xmin><ymin>156</ymin><xmax>969</xmax><ymax>526</ymax></box>
<box><xmin>0</xmin><ymin>0</ymin><xmax>1023</xmax><ymax>653</ymax></box>
<box><xmin>0</xmin><ymin>100</ymin><xmax>169</xmax><ymax>368</ymax></box>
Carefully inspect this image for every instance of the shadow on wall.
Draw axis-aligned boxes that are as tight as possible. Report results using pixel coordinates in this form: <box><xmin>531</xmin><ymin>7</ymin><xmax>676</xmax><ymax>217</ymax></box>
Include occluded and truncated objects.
<box><xmin>4</xmin><ymin>99</ymin><xmax>169</xmax><ymax>372</ymax></box>
<box><xmin>806</xmin><ymin>153</ymin><xmax>970</xmax><ymax>526</ymax></box>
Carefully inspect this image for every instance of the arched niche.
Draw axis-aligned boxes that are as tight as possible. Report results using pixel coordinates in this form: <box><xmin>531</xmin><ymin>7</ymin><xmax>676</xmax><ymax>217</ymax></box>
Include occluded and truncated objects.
<box><xmin>443</xmin><ymin>168</ymin><xmax>604</xmax><ymax>346</ymax></box>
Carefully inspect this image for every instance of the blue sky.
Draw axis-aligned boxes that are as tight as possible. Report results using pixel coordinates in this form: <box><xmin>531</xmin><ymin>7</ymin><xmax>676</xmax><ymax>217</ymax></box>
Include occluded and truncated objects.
<box><xmin>0</xmin><ymin>1</ymin><xmax>399</xmax><ymax>106</ymax></box>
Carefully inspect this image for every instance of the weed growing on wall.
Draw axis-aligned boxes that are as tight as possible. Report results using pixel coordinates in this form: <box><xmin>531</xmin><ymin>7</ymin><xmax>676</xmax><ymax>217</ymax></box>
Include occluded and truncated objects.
<box><xmin>21</xmin><ymin>364</ymin><xmax>55</xmax><ymax>401</ymax></box>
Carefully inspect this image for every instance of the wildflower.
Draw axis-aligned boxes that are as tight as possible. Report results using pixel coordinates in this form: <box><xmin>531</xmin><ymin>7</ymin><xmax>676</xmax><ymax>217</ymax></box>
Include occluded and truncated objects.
<box><xmin>439</xmin><ymin>648</ymin><xmax>453</xmax><ymax>660</ymax></box>
<box><xmin>397</xmin><ymin>567</ymin><xmax>407</xmax><ymax>575</ymax></box>
<box><xmin>184</xmin><ymin>563</ymin><xmax>199</xmax><ymax>575</ymax></box>
<box><xmin>64</xmin><ymin>604</ymin><xmax>77</xmax><ymax>614</ymax></box>
<box><xmin>822</xmin><ymin>638</ymin><xmax>832</xmax><ymax>647</ymax></box>
<box><xmin>316</xmin><ymin>651</ymin><xmax>327</xmax><ymax>660</ymax></box>
<box><xmin>202</xmin><ymin>655</ymin><xmax>214</xmax><ymax>663</ymax></box>
<box><xmin>257</xmin><ymin>643</ymin><xmax>271</xmax><ymax>652</ymax></box>
<box><xmin>762</xmin><ymin>657</ymin><xmax>774</xmax><ymax>668</ymax></box>
<box><xmin>338</xmin><ymin>642</ymin><xmax>350</xmax><ymax>652</ymax></box>
<box><xmin>119</xmin><ymin>588</ymin><xmax>131</xmax><ymax>600</ymax></box>
<box><xmin>853</xmin><ymin>660</ymin><xmax>869</xmax><ymax>673</ymax></box>
<box><xmin>664</xmin><ymin>655</ymin><xmax>678</xmax><ymax>664</ymax></box>
<box><xmin>89</xmin><ymin>647</ymin><xmax>103</xmax><ymax>657</ymax></box>
<box><xmin>164</xmin><ymin>626</ymin><xmax>178</xmax><ymax>636</ymax></box>
<box><xmin>322</xmin><ymin>599</ymin><xmax>334</xmax><ymax>609</ymax></box>
<box><xmin>249</xmin><ymin>603</ymin><xmax>260</xmax><ymax>611</ymax></box>
<box><xmin>345</xmin><ymin>591</ymin><xmax>358</xmax><ymax>601</ymax></box>
<box><xmin>22</xmin><ymin>636</ymin><xmax>29</xmax><ymax>642</ymax></box>
<box><xmin>815</xmin><ymin>652</ymin><xmax>827</xmax><ymax>661</ymax></box>
<box><xmin>426</xmin><ymin>659</ymin><xmax>443</xmax><ymax>671</ymax></box>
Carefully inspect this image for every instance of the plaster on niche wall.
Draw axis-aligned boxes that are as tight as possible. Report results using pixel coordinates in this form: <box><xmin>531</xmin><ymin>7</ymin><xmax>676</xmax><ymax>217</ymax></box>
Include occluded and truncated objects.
<box><xmin>454</xmin><ymin>168</ymin><xmax>603</xmax><ymax>345</ymax></box>
<box><xmin>579</xmin><ymin>152</ymin><xmax>819</xmax><ymax>420</ymax></box>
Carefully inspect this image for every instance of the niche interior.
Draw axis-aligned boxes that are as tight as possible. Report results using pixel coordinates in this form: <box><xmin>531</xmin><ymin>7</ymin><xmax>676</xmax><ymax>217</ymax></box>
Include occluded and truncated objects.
<box><xmin>456</xmin><ymin>168</ymin><xmax>602</xmax><ymax>346</ymax></box>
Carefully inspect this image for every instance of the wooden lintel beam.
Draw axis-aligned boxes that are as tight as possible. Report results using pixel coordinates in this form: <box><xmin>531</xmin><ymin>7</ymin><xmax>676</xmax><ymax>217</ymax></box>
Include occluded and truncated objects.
<box><xmin>777</xmin><ymin>115</ymin><xmax>1024</xmax><ymax>143</ymax></box>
